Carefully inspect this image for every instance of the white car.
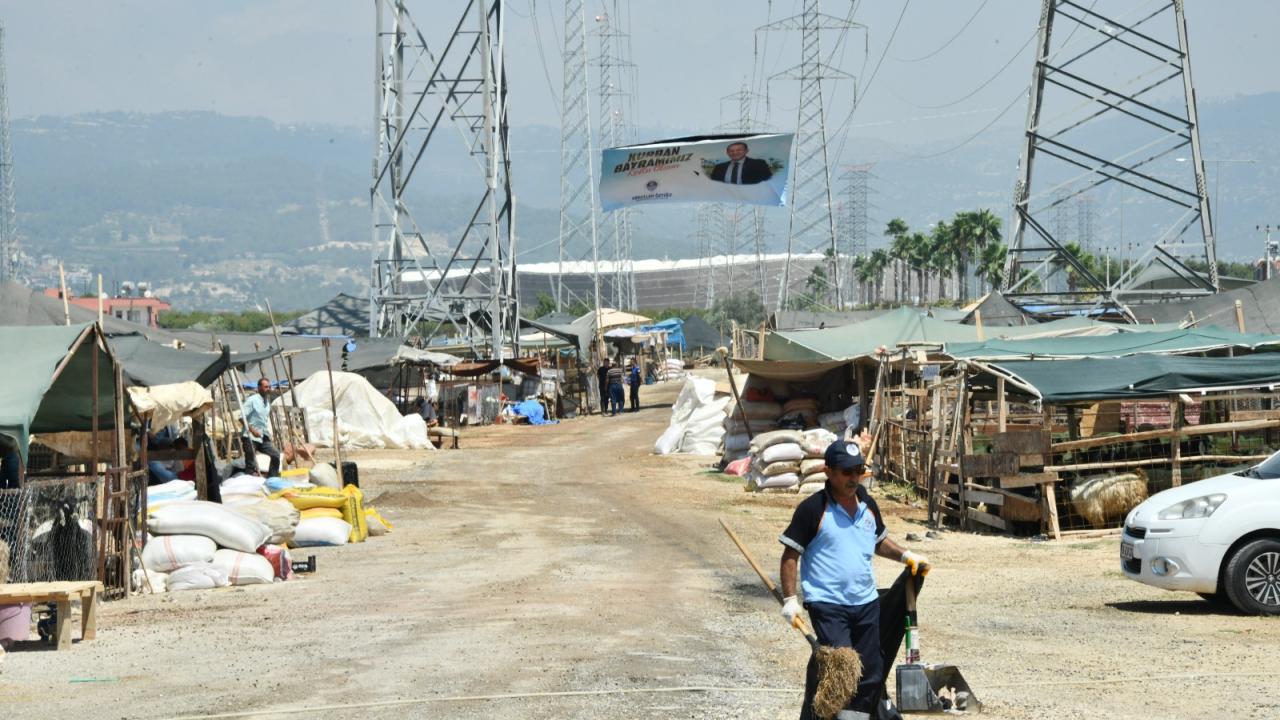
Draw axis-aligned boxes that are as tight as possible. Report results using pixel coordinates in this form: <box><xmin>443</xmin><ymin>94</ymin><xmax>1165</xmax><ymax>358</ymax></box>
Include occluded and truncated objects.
<box><xmin>1121</xmin><ymin>452</ymin><xmax>1280</xmax><ymax>615</ymax></box>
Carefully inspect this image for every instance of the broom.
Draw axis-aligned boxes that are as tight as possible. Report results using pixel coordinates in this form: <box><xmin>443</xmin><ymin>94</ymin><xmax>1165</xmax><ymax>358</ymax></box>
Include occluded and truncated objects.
<box><xmin>719</xmin><ymin>519</ymin><xmax>862</xmax><ymax>719</ymax></box>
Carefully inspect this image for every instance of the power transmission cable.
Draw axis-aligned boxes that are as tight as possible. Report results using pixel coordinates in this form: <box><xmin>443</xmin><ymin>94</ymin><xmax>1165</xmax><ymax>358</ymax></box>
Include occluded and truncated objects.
<box><xmin>890</xmin><ymin>0</ymin><xmax>988</xmax><ymax>63</ymax></box>
<box><xmin>528</xmin><ymin>0</ymin><xmax>561</xmax><ymax>107</ymax></box>
<box><xmin>829</xmin><ymin>0</ymin><xmax>911</xmax><ymax>166</ymax></box>
<box><xmin>888</xmin><ymin>28</ymin><xmax>1037</xmax><ymax>110</ymax></box>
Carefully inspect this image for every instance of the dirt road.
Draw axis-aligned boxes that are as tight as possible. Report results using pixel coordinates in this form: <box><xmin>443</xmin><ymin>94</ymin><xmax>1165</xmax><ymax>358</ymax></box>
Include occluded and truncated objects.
<box><xmin>3</xmin><ymin>377</ymin><xmax>1279</xmax><ymax>719</ymax></box>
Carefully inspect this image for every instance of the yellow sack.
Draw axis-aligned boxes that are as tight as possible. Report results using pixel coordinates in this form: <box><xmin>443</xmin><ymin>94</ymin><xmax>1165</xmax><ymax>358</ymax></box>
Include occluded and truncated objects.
<box><xmin>300</xmin><ymin>507</ymin><xmax>343</xmax><ymax>521</ymax></box>
<box><xmin>365</xmin><ymin>507</ymin><xmax>394</xmax><ymax>536</ymax></box>
<box><xmin>271</xmin><ymin>486</ymin><xmax>346</xmax><ymax>511</ymax></box>
<box><xmin>340</xmin><ymin>485</ymin><xmax>369</xmax><ymax>543</ymax></box>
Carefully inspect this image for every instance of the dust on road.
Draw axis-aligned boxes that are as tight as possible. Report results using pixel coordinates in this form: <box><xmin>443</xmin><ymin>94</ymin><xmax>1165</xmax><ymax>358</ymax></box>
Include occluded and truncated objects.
<box><xmin>3</xmin><ymin>377</ymin><xmax>1278</xmax><ymax>719</ymax></box>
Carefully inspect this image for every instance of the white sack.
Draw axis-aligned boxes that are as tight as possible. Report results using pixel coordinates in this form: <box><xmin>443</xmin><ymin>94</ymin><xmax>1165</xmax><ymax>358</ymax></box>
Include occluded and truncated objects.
<box><xmin>800</xmin><ymin>428</ymin><xmax>839</xmax><ymax>457</ymax></box>
<box><xmin>149</xmin><ymin>501</ymin><xmax>272</xmax><ymax>553</ymax></box>
<box><xmin>756</xmin><ymin>473</ymin><xmax>799</xmax><ymax>489</ymax></box>
<box><xmin>654</xmin><ymin>376</ymin><xmax>730</xmax><ymax>455</ymax></box>
<box><xmin>167</xmin><ymin>563</ymin><xmax>230</xmax><ymax>592</ymax></box>
<box><xmin>211</xmin><ymin>549</ymin><xmax>275</xmax><ymax>586</ymax></box>
<box><xmin>309</xmin><ymin>463</ymin><xmax>340</xmax><ymax>489</ymax></box>
<box><xmin>292</xmin><ymin>517</ymin><xmax>352</xmax><ymax>547</ymax></box>
<box><xmin>142</xmin><ymin>534</ymin><xmax>217</xmax><ymax>572</ymax></box>
<box><xmin>132</xmin><ymin>568</ymin><xmax>168</xmax><ymax>594</ymax></box>
<box><xmin>724</xmin><ymin>433</ymin><xmax>751</xmax><ymax>452</ymax></box>
<box><xmin>221</xmin><ymin>474</ymin><xmax>266</xmax><ymax>495</ymax></box>
<box><xmin>760</xmin><ymin>442</ymin><xmax>805</xmax><ymax>464</ymax></box>
<box><xmin>281</xmin><ymin>371</ymin><xmax>431</xmax><ymax>450</ymax></box>
<box><xmin>230</xmin><ymin>499</ymin><xmax>299</xmax><ymax>546</ymax></box>
<box><xmin>800</xmin><ymin>458</ymin><xmax>826</xmax><ymax>476</ymax></box>
<box><xmin>749</xmin><ymin>429</ymin><xmax>805</xmax><ymax>452</ymax></box>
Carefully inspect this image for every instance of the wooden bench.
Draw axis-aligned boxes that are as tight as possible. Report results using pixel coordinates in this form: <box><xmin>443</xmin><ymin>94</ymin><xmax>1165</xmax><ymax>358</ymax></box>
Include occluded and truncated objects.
<box><xmin>0</xmin><ymin>580</ymin><xmax>102</xmax><ymax>650</ymax></box>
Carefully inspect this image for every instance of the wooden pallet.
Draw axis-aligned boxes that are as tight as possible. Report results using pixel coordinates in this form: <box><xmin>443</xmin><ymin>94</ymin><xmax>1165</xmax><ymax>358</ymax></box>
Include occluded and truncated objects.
<box><xmin>0</xmin><ymin>580</ymin><xmax>102</xmax><ymax>650</ymax></box>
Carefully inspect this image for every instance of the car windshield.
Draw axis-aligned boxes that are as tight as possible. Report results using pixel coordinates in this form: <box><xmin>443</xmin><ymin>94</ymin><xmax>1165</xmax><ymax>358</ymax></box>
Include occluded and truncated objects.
<box><xmin>1237</xmin><ymin>452</ymin><xmax>1280</xmax><ymax>479</ymax></box>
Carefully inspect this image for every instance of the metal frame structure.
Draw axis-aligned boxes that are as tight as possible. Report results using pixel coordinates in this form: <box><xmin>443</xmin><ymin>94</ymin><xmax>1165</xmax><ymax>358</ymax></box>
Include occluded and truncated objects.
<box><xmin>554</xmin><ymin>0</ymin><xmax>601</xmax><ymax>314</ymax></box>
<box><xmin>369</xmin><ymin>0</ymin><xmax>518</xmax><ymax>359</ymax></box>
<box><xmin>758</xmin><ymin>0</ymin><xmax>864</xmax><ymax>311</ymax></box>
<box><xmin>594</xmin><ymin>3</ymin><xmax>638</xmax><ymax>310</ymax></box>
<box><xmin>1003</xmin><ymin>0</ymin><xmax>1217</xmax><ymax>313</ymax></box>
<box><xmin>837</xmin><ymin>163</ymin><xmax>874</xmax><ymax>306</ymax></box>
<box><xmin>0</xmin><ymin>21</ymin><xmax>17</xmax><ymax>283</ymax></box>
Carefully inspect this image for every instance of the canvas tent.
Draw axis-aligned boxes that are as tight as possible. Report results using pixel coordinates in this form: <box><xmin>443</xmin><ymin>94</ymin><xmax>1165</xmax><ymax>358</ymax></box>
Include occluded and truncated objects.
<box><xmin>0</xmin><ymin>280</ymin><xmax>181</xmax><ymax>343</ymax></box>
<box><xmin>681</xmin><ymin>314</ymin><xmax>728</xmax><ymax>354</ymax></box>
<box><xmin>1128</xmin><ymin>275</ymin><xmax>1280</xmax><ymax>333</ymax></box>
<box><xmin>764</xmin><ymin>306</ymin><xmax>984</xmax><ymax>361</ymax></box>
<box><xmin>0</xmin><ymin>324</ymin><xmax>119</xmax><ymax>461</ymax></box>
<box><xmin>973</xmin><ymin>355</ymin><xmax>1280</xmax><ymax>403</ymax></box>
<box><xmin>107</xmin><ymin>335</ymin><xmax>235</xmax><ymax>388</ymax></box>
<box><xmin>960</xmin><ymin>292</ymin><xmax>1034</xmax><ymax>327</ymax></box>
<box><xmin>945</xmin><ymin>327</ymin><xmax>1280</xmax><ymax>361</ymax></box>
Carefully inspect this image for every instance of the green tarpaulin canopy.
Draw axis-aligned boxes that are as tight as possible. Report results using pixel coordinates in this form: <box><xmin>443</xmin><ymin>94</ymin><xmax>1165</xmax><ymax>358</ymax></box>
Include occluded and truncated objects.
<box><xmin>107</xmin><ymin>335</ymin><xmax>233</xmax><ymax>388</ymax></box>
<box><xmin>978</xmin><ymin>355</ymin><xmax>1280</xmax><ymax>403</ymax></box>
<box><xmin>947</xmin><ymin>327</ymin><xmax>1280</xmax><ymax>361</ymax></box>
<box><xmin>0</xmin><ymin>324</ymin><xmax>119</xmax><ymax>461</ymax></box>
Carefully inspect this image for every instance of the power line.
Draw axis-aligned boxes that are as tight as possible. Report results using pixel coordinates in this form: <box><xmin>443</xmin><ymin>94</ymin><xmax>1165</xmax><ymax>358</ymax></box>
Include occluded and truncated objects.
<box><xmin>890</xmin><ymin>0</ymin><xmax>988</xmax><ymax>63</ymax></box>
<box><xmin>829</xmin><ymin>0</ymin><xmax>910</xmax><ymax>169</ymax></box>
<box><xmin>528</xmin><ymin>0</ymin><xmax>561</xmax><ymax>107</ymax></box>
<box><xmin>888</xmin><ymin>27</ymin><xmax>1037</xmax><ymax>110</ymax></box>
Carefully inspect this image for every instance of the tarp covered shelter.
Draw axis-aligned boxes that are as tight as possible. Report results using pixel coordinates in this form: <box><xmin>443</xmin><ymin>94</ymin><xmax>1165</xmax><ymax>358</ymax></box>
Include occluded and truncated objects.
<box><xmin>275</xmin><ymin>292</ymin><xmax>370</xmax><ymax>337</ymax></box>
<box><xmin>0</xmin><ymin>324</ymin><xmax>119</xmax><ymax>461</ymax></box>
<box><xmin>1128</xmin><ymin>276</ymin><xmax>1280</xmax><ymax>333</ymax></box>
<box><xmin>641</xmin><ymin>318</ymin><xmax>686</xmax><ymax>350</ymax></box>
<box><xmin>107</xmin><ymin>335</ymin><xmax>234</xmax><ymax>388</ymax></box>
<box><xmin>945</xmin><ymin>327</ymin><xmax>1280</xmax><ymax>361</ymax></box>
<box><xmin>447</xmin><ymin>357</ymin><xmax>542</xmax><ymax>378</ymax></box>
<box><xmin>976</xmin><ymin>355</ymin><xmax>1280</xmax><ymax>403</ymax></box>
<box><xmin>765</xmin><ymin>307</ymin><xmax>985</xmax><ymax>361</ymax></box>
<box><xmin>960</xmin><ymin>292</ymin><xmax>1034</xmax><ymax>327</ymax></box>
<box><xmin>682</xmin><ymin>314</ymin><xmax>728</xmax><ymax>353</ymax></box>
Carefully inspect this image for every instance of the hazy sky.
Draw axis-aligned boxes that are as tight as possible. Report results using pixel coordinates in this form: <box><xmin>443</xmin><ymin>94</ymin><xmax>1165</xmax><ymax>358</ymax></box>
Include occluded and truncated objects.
<box><xmin>6</xmin><ymin>1</ymin><xmax>1279</xmax><ymax>148</ymax></box>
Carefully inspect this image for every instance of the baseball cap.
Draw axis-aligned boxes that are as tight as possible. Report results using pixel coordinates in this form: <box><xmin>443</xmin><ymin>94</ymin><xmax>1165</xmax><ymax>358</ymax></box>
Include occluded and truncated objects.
<box><xmin>823</xmin><ymin>440</ymin><xmax>866</xmax><ymax>472</ymax></box>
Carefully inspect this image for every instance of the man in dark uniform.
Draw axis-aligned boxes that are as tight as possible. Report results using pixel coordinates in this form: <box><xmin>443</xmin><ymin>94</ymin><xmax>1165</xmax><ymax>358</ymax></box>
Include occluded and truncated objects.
<box><xmin>710</xmin><ymin>141</ymin><xmax>773</xmax><ymax>185</ymax></box>
<box><xmin>779</xmin><ymin>440</ymin><xmax>931</xmax><ymax>719</ymax></box>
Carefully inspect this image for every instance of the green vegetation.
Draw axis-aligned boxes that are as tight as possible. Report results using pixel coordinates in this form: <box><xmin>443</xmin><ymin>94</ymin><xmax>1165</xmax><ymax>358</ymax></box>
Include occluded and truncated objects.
<box><xmin>158</xmin><ymin>309</ymin><xmax>306</xmax><ymax>333</ymax></box>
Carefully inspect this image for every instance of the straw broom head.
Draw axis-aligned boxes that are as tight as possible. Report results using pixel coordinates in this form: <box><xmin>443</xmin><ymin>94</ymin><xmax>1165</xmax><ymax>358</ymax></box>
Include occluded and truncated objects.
<box><xmin>813</xmin><ymin>645</ymin><xmax>862</xmax><ymax>719</ymax></box>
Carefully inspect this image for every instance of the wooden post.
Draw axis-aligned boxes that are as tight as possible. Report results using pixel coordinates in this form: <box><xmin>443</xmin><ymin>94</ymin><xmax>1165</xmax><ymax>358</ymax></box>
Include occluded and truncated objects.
<box><xmin>757</xmin><ymin>321</ymin><xmax>766</xmax><ymax>360</ymax></box>
<box><xmin>59</xmin><ymin>263</ymin><xmax>72</xmax><ymax>325</ymax></box>
<box><xmin>997</xmin><ymin>376</ymin><xmax>1007</xmax><ymax>433</ymax></box>
<box><xmin>97</xmin><ymin>274</ymin><xmax>104</xmax><ymax>327</ymax></box>
<box><xmin>856</xmin><ymin>362</ymin><xmax>868</xmax><ymax>432</ymax></box>
<box><xmin>974</xmin><ymin>309</ymin><xmax>985</xmax><ymax>341</ymax></box>
<box><xmin>287</xmin><ymin>356</ymin><xmax>309</xmax><ymax>443</ymax></box>
<box><xmin>1234</xmin><ymin>299</ymin><xmax>1246</xmax><ymax>333</ymax></box>
<box><xmin>322</xmin><ymin>338</ymin><xmax>344</xmax><ymax>476</ymax></box>
<box><xmin>1171</xmin><ymin>397</ymin><xmax>1183</xmax><ymax>487</ymax></box>
<box><xmin>1066</xmin><ymin>406</ymin><xmax>1080</xmax><ymax>440</ymax></box>
<box><xmin>1041</xmin><ymin>404</ymin><xmax>1060</xmax><ymax>539</ymax></box>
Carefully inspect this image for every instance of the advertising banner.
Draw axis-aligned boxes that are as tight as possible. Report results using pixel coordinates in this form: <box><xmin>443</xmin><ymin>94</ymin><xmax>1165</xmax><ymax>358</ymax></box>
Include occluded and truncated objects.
<box><xmin>599</xmin><ymin>133</ymin><xmax>793</xmax><ymax>211</ymax></box>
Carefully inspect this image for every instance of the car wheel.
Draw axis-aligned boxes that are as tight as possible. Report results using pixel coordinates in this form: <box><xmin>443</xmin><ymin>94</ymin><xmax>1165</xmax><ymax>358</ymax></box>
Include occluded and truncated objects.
<box><xmin>1224</xmin><ymin>539</ymin><xmax>1280</xmax><ymax>616</ymax></box>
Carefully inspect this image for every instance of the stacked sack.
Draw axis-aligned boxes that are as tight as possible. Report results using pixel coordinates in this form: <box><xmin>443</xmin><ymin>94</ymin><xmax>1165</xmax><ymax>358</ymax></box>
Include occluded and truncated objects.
<box><xmin>147</xmin><ymin>479</ymin><xmax>197</xmax><ymax>514</ymax></box>
<box><xmin>778</xmin><ymin>397</ymin><xmax>819</xmax><ymax>429</ymax></box>
<box><xmin>269</xmin><ymin>484</ymin><xmax>393</xmax><ymax>546</ymax></box>
<box><xmin>742</xmin><ymin>428</ymin><xmax>839</xmax><ymax>494</ymax></box>
<box><xmin>744</xmin><ymin>430</ymin><xmax>805</xmax><ymax>491</ymax></box>
<box><xmin>144</xmin><ymin>501</ymin><xmax>279</xmax><ymax>591</ymax></box>
<box><xmin>796</xmin><ymin>428</ymin><xmax>838</xmax><ymax>493</ymax></box>
<box><xmin>722</xmin><ymin>398</ymin><xmax>783</xmax><ymax>464</ymax></box>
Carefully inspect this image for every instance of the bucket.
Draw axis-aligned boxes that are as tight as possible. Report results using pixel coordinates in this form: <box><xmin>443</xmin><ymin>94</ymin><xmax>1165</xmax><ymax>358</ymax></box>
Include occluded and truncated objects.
<box><xmin>0</xmin><ymin>603</ymin><xmax>31</xmax><ymax>644</ymax></box>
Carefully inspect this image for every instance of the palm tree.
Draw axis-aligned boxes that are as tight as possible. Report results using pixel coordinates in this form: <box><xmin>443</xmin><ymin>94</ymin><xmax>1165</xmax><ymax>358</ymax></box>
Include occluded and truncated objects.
<box><xmin>955</xmin><ymin>209</ymin><xmax>1003</xmax><ymax>298</ymax></box>
<box><xmin>885</xmin><ymin>218</ymin><xmax>910</xmax><ymax>304</ymax></box>
<box><xmin>928</xmin><ymin>220</ymin><xmax>954</xmax><ymax>301</ymax></box>
<box><xmin>869</xmin><ymin>249</ymin><xmax>891</xmax><ymax>305</ymax></box>
<box><xmin>975</xmin><ymin>241</ymin><xmax>1007</xmax><ymax>290</ymax></box>
<box><xmin>907</xmin><ymin>231</ymin><xmax>931</xmax><ymax>304</ymax></box>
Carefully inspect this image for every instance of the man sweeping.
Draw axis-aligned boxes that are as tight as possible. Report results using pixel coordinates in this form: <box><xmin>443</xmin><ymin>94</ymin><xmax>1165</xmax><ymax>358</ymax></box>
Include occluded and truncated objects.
<box><xmin>779</xmin><ymin>439</ymin><xmax>931</xmax><ymax>719</ymax></box>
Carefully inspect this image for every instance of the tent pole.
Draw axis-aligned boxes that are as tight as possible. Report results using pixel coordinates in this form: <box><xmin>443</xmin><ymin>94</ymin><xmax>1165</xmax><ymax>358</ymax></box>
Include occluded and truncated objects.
<box><xmin>58</xmin><ymin>262</ymin><xmax>71</xmax><ymax>326</ymax></box>
<box><xmin>322</xmin><ymin>338</ymin><xmax>344</xmax><ymax>477</ymax></box>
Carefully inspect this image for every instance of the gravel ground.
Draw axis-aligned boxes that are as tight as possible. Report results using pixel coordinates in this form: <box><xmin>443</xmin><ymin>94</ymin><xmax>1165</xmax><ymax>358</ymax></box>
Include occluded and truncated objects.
<box><xmin>2</xmin><ymin>374</ymin><xmax>1278</xmax><ymax>719</ymax></box>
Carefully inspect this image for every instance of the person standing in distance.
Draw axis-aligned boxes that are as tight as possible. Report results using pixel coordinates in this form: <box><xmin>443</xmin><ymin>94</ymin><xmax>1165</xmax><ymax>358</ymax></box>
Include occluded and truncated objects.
<box><xmin>779</xmin><ymin>440</ymin><xmax>931</xmax><ymax>719</ymax></box>
<box><xmin>710</xmin><ymin>141</ymin><xmax>773</xmax><ymax>185</ymax></box>
<box><xmin>243</xmin><ymin>377</ymin><xmax>281</xmax><ymax>478</ymax></box>
<box><xmin>606</xmin><ymin>360</ymin><xmax>626</xmax><ymax>416</ymax></box>
<box><xmin>627</xmin><ymin>361</ymin><xmax>642</xmax><ymax>412</ymax></box>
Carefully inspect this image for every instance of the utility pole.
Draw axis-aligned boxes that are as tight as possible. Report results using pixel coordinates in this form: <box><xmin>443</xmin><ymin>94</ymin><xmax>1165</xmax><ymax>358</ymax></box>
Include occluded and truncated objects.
<box><xmin>0</xmin><ymin>21</ymin><xmax>16</xmax><ymax>283</ymax></box>
<box><xmin>1259</xmin><ymin>225</ymin><xmax>1278</xmax><ymax>281</ymax></box>
<box><xmin>595</xmin><ymin>4</ymin><xmax>638</xmax><ymax>310</ymax></box>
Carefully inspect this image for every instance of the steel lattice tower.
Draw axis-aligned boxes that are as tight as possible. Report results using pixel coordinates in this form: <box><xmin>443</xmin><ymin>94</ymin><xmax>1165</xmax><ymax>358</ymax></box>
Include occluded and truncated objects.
<box><xmin>0</xmin><ymin>22</ymin><xmax>16</xmax><ymax>283</ymax></box>
<box><xmin>555</xmin><ymin>0</ymin><xmax>600</xmax><ymax>313</ymax></box>
<box><xmin>837</xmin><ymin>163</ymin><xmax>873</xmax><ymax>305</ymax></box>
<box><xmin>370</xmin><ymin>0</ymin><xmax>519</xmax><ymax>359</ymax></box>
<box><xmin>595</xmin><ymin>4</ymin><xmax>637</xmax><ymax>310</ymax></box>
<box><xmin>759</xmin><ymin>0</ymin><xmax>863</xmax><ymax>311</ymax></box>
<box><xmin>1003</xmin><ymin>0</ymin><xmax>1217</xmax><ymax>312</ymax></box>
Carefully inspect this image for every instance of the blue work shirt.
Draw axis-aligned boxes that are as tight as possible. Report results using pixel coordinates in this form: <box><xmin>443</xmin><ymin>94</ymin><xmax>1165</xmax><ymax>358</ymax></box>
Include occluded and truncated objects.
<box><xmin>243</xmin><ymin>393</ymin><xmax>271</xmax><ymax>439</ymax></box>
<box><xmin>780</xmin><ymin>485</ymin><xmax>887</xmax><ymax>607</ymax></box>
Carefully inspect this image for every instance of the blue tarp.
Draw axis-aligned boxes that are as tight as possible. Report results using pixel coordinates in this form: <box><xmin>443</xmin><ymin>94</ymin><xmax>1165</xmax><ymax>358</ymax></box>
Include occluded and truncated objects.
<box><xmin>512</xmin><ymin>399</ymin><xmax>557</xmax><ymax>425</ymax></box>
<box><xmin>642</xmin><ymin>318</ymin><xmax>686</xmax><ymax>350</ymax></box>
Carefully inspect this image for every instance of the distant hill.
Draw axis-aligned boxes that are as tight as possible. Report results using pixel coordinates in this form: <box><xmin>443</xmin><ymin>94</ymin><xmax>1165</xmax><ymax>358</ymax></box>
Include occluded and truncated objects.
<box><xmin>9</xmin><ymin>94</ymin><xmax>1279</xmax><ymax>310</ymax></box>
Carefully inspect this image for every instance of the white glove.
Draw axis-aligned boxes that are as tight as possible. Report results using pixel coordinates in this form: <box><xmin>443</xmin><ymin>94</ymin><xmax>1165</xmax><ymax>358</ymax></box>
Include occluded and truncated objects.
<box><xmin>902</xmin><ymin>550</ymin><xmax>931</xmax><ymax>576</ymax></box>
<box><xmin>780</xmin><ymin>595</ymin><xmax>802</xmax><ymax>626</ymax></box>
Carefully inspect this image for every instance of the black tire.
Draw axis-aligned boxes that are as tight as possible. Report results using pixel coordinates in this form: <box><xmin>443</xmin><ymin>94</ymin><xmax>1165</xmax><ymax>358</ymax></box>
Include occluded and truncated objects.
<box><xmin>1223</xmin><ymin>539</ymin><xmax>1280</xmax><ymax>616</ymax></box>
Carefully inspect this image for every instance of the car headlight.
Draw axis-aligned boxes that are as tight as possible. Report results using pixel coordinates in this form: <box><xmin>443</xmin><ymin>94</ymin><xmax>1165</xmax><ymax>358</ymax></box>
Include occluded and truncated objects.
<box><xmin>1157</xmin><ymin>494</ymin><xmax>1227</xmax><ymax>520</ymax></box>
